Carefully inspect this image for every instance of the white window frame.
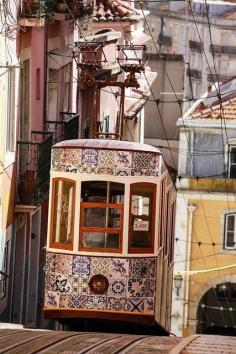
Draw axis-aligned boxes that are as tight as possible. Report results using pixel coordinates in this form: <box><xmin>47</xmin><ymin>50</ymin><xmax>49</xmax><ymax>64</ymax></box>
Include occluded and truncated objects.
<box><xmin>224</xmin><ymin>213</ymin><xmax>236</xmax><ymax>250</ymax></box>
<box><xmin>5</xmin><ymin>67</ymin><xmax>16</xmax><ymax>168</ymax></box>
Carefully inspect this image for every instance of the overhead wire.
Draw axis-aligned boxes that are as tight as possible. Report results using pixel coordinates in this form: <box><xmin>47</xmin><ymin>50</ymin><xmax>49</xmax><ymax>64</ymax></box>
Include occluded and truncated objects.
<box><xmin>138</xmin><ymin>0</ymin><xmax>235</xmax><ymax>328</ymax></box>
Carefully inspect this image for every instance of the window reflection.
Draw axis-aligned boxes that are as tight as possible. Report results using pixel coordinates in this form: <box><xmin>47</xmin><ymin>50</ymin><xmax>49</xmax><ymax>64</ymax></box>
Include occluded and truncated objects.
<box><xmin>51</xmin><ymin>179</ymin><xmax>75</xmax><ymax>249</ymax></box>
<box><xmin>80</xmin><ymin>181</ymin><xmax>124</xmax><ymax>251</ymax></box>
<box><xmin>129</xmin><ymin>184</ymin><xmax>155</xmax><ymax>251</ymax></box>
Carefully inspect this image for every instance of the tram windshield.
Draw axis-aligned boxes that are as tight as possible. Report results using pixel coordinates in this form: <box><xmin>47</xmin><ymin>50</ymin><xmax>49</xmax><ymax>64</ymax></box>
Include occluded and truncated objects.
<box><xmin>80</xmin><ymin>181</ymin><xmax>124</xmax><ymax>251</ymax></box>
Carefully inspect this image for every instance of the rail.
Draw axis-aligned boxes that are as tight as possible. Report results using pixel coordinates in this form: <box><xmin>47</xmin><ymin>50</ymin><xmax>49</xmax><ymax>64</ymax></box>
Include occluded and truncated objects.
<box><xmin>45</xmin><ymin>112</ymin><xmax>80</xmax><ymax>143</ymax></box>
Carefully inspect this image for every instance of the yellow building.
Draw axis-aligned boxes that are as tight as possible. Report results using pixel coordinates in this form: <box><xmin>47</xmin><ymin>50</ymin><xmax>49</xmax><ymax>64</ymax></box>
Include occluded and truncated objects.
<box><xmin>172</xmin><ymin>80</ymin><xmax>236</xmax><ymax>336</ymax></box>
<box><xmin>0</xmin><ymin>3</ymin><xmax>20</xmax><ymax>321</ymax></box>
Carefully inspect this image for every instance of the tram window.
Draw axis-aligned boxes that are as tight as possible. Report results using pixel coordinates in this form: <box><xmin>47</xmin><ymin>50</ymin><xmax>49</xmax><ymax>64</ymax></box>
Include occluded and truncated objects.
<box><xmin>128</xmin><ymin>183</ymin><xmax>156</xmax><ymax>253</ymax></box>
<box><xmin>50</xmin><ymin>179</ymin><xmax>75</xmax><ymax>250</ymax></box>
<box><xmin>80</xmin><ymin>181</ymin><xmax>124</xmax><ymax>251</ymax></box>
<box><xmin>81</xmin><ymin>181</ymin><xmax>124</xmax><ymax>204</ymax></box>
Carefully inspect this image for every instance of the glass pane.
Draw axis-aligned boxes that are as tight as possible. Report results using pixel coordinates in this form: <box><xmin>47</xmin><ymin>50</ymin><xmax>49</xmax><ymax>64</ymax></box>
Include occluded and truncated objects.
<box><xmin>230</xmin><ymin>284</ymin><xmax>236</xmax><ymax>299</ymax></box>
<box><xmin>230</xmin><ymin>165</ymin><xmax>236</xmax><ymax>178</ymax></box>
<box><xmin>109</xmin><ymin>182</ymin><xmax>125</xmax><ymax>204</ymax></box>
<box><xmin>230</xmin><ymin>147</ymin><xmax>236</xmax><ymax>163</ymax></box>
<box><xmin>52</xmin><ymin>180</ymin><xmax>74</xmax><ymax>246</ymax></box>
<box><xmin>81</xmin><ymin>181</ymin><xmax>107</xmax><ymax>203</ymax></box>
<box><xmin>129</xmin><ymin>184</ymin><xmax>155</xmax><ymax>249</ymax></box>
<box><xmin>81</xmin><ymin>181</ymin><xmax>124</xmax><ymax>203</ymax></box>
<box><xmin>82</xmin><ymin>232</ymin><xmax>119</xmax><ymax>249</ymax></box>
<box><xmin>226</xmin><ymin>231</ymin><xmax>235</xmax><ymax>248</ymax></box>
<box><xmin>227</xmin><ymin>215</ymin><xmax>235</xmax><ymax>232</ymax></box>
<box><xmin>83</xmin><ymin>207</ymin><xmax>121</xmax><ymax>228</ymax></box>
<box><xmin>84</xmin><ymin>207</ymin><xmax>106</xmax><ymax>228</ymax></box>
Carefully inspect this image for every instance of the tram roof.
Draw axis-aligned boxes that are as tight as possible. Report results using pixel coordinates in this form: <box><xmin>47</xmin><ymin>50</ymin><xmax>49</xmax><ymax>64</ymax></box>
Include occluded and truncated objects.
<box><xmin>53</xmin><ymin>139</ymin><xmax>161</xmax><ymax>154</ymax></box>
<box><xmin>0</xmin><ymin>329</ymin><xmax>235</xmax><ymax>353</ymax></box>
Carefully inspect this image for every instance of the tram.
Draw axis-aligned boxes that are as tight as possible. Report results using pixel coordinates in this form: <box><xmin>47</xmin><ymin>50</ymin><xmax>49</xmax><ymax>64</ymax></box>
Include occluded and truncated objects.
<box><xmin>43</xmin><ymin>139</ymin><xmax>176</xmax><ymax>333</ymax></box>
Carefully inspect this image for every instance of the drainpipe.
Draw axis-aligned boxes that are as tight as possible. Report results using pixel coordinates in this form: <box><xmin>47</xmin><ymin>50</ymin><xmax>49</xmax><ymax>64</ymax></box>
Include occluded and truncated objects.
<box><xmin>183</xmin><ymin>204</ymin><xmax>197</xmax><ymax>332</ymax></box>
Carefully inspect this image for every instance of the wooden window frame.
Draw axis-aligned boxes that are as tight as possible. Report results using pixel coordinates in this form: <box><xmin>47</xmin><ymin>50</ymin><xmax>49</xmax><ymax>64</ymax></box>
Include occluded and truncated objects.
<box><xmin>128</xmin><ymin>182</ymin><xmax>156</xmax><ymax>254</ymax></box>
<box><xmin>49</xmin><ymin>178</ymin><xmax>76</xmax><ymax>251</ymax></box>
<box><xmin>158</xmin><ymin>179</ymin><xmax>165</xmax><ymax>248</ymax></box>
<box><xmin>79</xmin><ymin>202</ymin><xmax>123</xmax><ymax>253</ymax></box>
<box><xmin>224</xmin><ymin>213</ymin><xmax>236</xmax><ymax>250</ymax></box>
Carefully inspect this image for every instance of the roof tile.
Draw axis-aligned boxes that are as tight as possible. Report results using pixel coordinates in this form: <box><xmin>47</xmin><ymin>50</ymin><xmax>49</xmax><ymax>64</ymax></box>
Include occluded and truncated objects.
<box><xmin>93</xmin><ymin>0</ymin><xmax>141</xmax><ymax>22</ymax></box>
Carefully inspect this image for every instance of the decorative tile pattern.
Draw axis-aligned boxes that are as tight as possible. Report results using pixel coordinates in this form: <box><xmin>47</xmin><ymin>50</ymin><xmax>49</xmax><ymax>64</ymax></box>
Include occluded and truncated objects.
<box><xmin>45</xmin><ymin>253</ymin><xmax>157</xmax><ymax>314</ymax></box>
<box><xmin>51</xmin><ymin>148</ymin><xmax>159</xmax><ymax>177</ymax></box>
<box><xmin>86</xmin><ymin>296</ymin><xmax>107</xmax><ymax>310</ymax></box>
<box><xmin>108</xmin><ymin>279</ymin><xmax>127</xmax><ymax>297</ymax></box>
<box><xmin>130</xmin><ymin>258</ymin><xmax>156</xmax><ymax>278</ymax></box>
<box><xmin>81</xmin><ymin>149</ymin><xmax>98</xmax><ymax>166</ymax></box>
<box><xmin>45</xmin><ymin>252</ymin><xmax>56</xmax><ymax>274</ymax></box>
<box><xmin>45</xmin><ymin>291</ymin><xmax>59</xmax><ymax>308</ymax></box>
<box><xmin>49</xmin><ymin>274</ymin><xmax>72</xmax><ymax>293</ymax></box>
<box><xmin>107</xmin><ymin>297</ymin><xmax>127</xmax><ymax>311</ymax></box>
<box><xmin>72</xmin><ymin>276</ymin><xmax>90</xmax><ymax>295</ymax></box>
<box><xmin>72</xmin><ymin>256</ymin><xmax>91</xmax><ymax>277</ymax></box>
<box><xmin>90</xmin><ymin>258</ymin><xmax>111</xmax><ymax>277</ymax></box>
<box><xmin>98</xmin><ymin>150</ymin><xmax>115</xmax><ymax>168</ymax></box>
<box><xmin>54</xmin><ymin>254</ymin><xmax>72</xmax><ymax>275</ymax></box>
<box><xmin>68</xmin><ymin>294</ymin><xmax>87</xmax><ymax>308</ymax></box>
<box><xmin>132</xmin><ymin>152</ymin><xmax>154</xmax><ymax>170</ymax></box>
<box><xmin>114</xmin><ymin>151</ymin><xmax>132</xmax><ymax>169</ymax></box>
<box><xmin>110</xmin><ymin>258</ymin><xmax>129</xmax><ymax>278</ymax></box>
<box><xmin>59</xmin><ymin>294</ymin><xmax>69</xmax><ymax>308</ymax></box>
<box><xmin>114</xmin><ymin>169</ymin><xmax>131</xmax><ymax>176</ymax></box>
<box><xmin>127</xmin><ymin>298</ymin><xmax>144</xmax><ymax>313</ymax></box>
<box><xmin>144</xmin><ymin>298</ymin><xmax>154</xmax><ymax>313</ymax></box>
<box><xmin>128</xmin><ymin>278</ymin><xmax>155</xmax><ymax>298</ymax></box>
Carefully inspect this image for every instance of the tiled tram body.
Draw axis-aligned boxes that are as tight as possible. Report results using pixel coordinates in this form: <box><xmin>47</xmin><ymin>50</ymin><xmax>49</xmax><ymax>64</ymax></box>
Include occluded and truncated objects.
<box><xmin>44</xmin><ymin>139</ymin><xmax>176</xmax><ymax>332</ymax></box>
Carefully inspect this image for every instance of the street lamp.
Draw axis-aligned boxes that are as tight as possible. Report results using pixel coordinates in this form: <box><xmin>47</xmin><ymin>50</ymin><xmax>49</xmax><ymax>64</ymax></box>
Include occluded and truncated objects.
<box><xmin>174</xmin><ymin>274</ymin><xmax>183</xmax><ymax>297</ymax></box>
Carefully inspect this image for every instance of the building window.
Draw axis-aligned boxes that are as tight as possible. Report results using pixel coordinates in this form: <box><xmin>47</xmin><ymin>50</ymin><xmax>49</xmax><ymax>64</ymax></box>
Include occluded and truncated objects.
<box><xmin>48</xmin><ymin>69</ymin><xmax>59</xmax><ymax>120</ymax></box>
<box><xmin>228</xmin><ymin>146</ymin><xmax>236</xmax><ymax>178</ymax></box>
<box><xmin>128</xmin><ymin>183</ymin><xmax>156</xmax><ymax>253</ymax></box>
<box><xmin>36</xmin><ymin>68</ymin><xmax>40</xmax><ymax>100</ymax></box>
<box><xmin>0</xmin><ymin>241</ymin><xmax>9</xmax><ymax>300</ymax></box>
<box><xmin>50</xmin><ymin>178</ymin><xmax>75</xmax><ymax>250</ymax></box>
<box><xmin>6</xmin><ymin>68</ymin><xmax>16</xmax><ymax>152</ymax></box>
<box><xmin>224</xmin><ymin>213</ymin><xmax>236</xmax><ymax>249</ymax></box>
<box><xmin>63</xmin><ymin>63</ymin><xmax>72</xmax><ymax>112</ymax></box>
<box><xmin>79</xmin><ymin>181</ymin><xmax>124</xmax><ymax>252</ymax></box>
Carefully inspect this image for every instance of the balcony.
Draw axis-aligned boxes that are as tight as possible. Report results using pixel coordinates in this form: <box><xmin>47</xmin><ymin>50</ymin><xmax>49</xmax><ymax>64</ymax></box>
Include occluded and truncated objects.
<box><xmin>187</xmin><ymin>68</ymin><xmax>202</xmax><ymax>80</ymax></box>
<box><xmin>189</xmin><ymin>40</ymin><xmax>202</xmax><ymax>53</ymax></box>
<box><xmin>45</xmin><ymin>112</ymin><xmax>80</xmax><ymax>144</ymax></box>
<box><xmin>157</xmin><ymin>34</ymin><xmax>172</xmax><ymax>47</ymax></box>
<box><xmin>19</xmin><ymin>0</ymin><xmax>94</xmax><ymax>26</ymax></box>
<box><xmin>17</xmin><ymin>131</ymin><xmax>53</xmax><ymax>207</ymax></box>
<box><xmin>209</xmin><ymin>44</ymin><xmax>236</xmax><ymax>55</ymax></box>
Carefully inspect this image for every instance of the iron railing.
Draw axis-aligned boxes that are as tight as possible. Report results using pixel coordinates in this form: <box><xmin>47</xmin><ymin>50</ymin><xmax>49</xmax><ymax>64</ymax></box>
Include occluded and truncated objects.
<box><xmin>210</xmin><ymin>44</ymin><xmax>236</xmax><ymax>55</ymax></box>
<box><xmin>45</xmin><ymin>112</ymin><xmax>79</xmax><ymax>143</ymax></box>
<box><xmin>189</xmin><ymin>40</ymin><xmax>202</xmax><ymax>53</ymax></box>
<box><xmin>17</xmin><ymin>131</ymin><xmax>53</xmax><ymax>205</ymax></box>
